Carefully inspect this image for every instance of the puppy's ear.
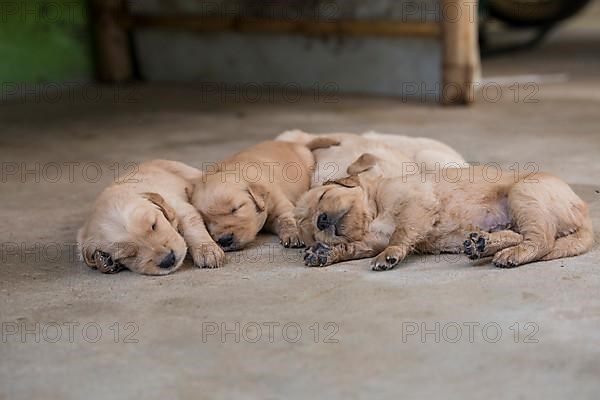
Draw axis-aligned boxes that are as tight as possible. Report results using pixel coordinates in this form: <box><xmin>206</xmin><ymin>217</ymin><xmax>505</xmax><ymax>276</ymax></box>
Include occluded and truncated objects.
<box><xmin>347</xmin><ymin>153</ymin><xmax>379</xmax><ymax>176</ymax></box>
<box><xmin>247</xmin><ymin>183</ymin><xmax>268</xmax><ymax>213</ymax></box>
<box><xmin>324</xmin><ymin>175</ymin><xmax>361</xmax><ymax>188</ymax></box>
<box><xmin>81</xmin><ymin>243</ymin><xmax>98</xmax><ymax>269</ymax></box>
<box><xmin>114</xmin><ymin>242</ymin><xmax>138</xmax><ymax>259</ymax></box>
<box><xmin>143</xmin><ymin>192</ymin><xmax>176</xmax><ymax>222</ymax></box>
<box><xmin>305</xmin><ymin>137</ymin><xmax>341</xmax><ymax>151</ymax></box>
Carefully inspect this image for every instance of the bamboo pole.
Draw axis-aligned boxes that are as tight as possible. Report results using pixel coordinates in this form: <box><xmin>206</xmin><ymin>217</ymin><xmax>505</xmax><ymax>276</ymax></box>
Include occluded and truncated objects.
<box><xmin>441</xmin><ymin>0</ymin><xmax>480</xmax><ymax>105</ymax></box>
<box><xmin>91</xmin><ymin>0</ymin><xmax>134</xmax><ymax>83</ymax></box>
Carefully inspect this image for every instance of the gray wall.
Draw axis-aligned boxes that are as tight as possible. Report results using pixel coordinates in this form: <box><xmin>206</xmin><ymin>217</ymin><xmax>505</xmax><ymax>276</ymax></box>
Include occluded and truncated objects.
<box><xmin>130</xmin><ymin>0</ymin><xmax>442</xmax><ymax>100</ymax></box>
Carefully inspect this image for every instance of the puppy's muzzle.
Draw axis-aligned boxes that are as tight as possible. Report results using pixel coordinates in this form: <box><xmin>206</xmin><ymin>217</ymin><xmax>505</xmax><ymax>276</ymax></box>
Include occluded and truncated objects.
<box><xmin>316</xmin><ymin>211</ymin><xmax>349</xmax><ymax>237</ymax></box>
<box><xmin>317</xmin><ymin>213</ymin><xmax>335</xmax><ymax>231</ymax></box>
<box><xmin>159</xmin><ymin>250</ymin><xmax>176</xmax><ymax>269</ymax></box>
<box><xmin>217</xmin><ymin>233</ymin><xmax>235</xmax><ymax>249</ymax></box>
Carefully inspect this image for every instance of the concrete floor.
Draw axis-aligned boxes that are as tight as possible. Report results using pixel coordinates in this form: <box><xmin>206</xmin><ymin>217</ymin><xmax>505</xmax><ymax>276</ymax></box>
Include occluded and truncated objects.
<box><xmin>2</xmin><ymin>12</ymin><xmax>600</xmax><ymax>400</ymax></box>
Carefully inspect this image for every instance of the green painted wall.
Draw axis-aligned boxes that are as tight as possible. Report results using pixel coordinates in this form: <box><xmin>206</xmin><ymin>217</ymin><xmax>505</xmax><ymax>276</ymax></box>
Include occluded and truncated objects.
<box><xmin>0</xmin><ymin>0</ymin><xmax>93</xmax><ymax>85</ymax></box>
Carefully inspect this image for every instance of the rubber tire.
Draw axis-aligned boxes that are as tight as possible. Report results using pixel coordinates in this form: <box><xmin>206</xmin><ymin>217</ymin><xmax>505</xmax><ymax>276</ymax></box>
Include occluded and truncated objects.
<box><xmin>489</xmin><ymin>0</ymin><xmax>591</xmax><ymax>27</ymax></box>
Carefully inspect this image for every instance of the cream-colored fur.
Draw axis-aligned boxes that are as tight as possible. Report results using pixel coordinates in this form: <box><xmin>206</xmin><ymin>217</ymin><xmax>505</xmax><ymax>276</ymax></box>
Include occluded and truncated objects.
<box><xmin>191</xmin><ymin>140</ymin><xmax>316</xmax><ymax>251</ymax></box>
<box><xmin>78</xmin><ymin>160</ymin><xmax>224</xmax><ymax>275</ymax></box>
<box><xmin>297</xmin><ymin>158</ymin><xmax>594</xmax><ymax>270</ymax></box>
<box><xmin>276</xmin><ymin>129</ymin><xmax>467</xmax><ymax>186</ymax></box>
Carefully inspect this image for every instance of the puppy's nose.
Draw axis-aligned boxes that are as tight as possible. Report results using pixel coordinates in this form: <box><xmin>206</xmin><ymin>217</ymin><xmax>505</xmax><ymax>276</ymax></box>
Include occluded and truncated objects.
<box><xmin>217</xmin><ymin>234</ymin><xmax>235</xmax><ymax>248</ymax></box>
<box><xmin>159</xmin><ymin>250</ymin><xmax>176</xmax><ymax>269</ymax></box>
<box><xmin>317</xmin><ymin>213</ymin><xmax>331</xmax><ymax>231</ymax></box>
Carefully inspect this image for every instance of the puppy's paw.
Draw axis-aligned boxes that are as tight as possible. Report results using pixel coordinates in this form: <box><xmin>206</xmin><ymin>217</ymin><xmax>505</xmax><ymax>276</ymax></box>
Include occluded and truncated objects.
<box><xmin>304</xmin><ymin>242</ymin><xmax>334</xmax><ymax>267</ymax></box>
<box><xmin>190</xmin><ymin>243</ymin><xmax>226</xmax><ymax>269</ymax></box>
<box><xmin>464</xmin><ymin>232</ymin><xmax>487</xmax><ymax>260</ymax></box>
<box><xmin>371</xmin><ymin>246</ymin><xmax>405</xmax><ymax>271</ymax></box>
<box><xmin>279</xmin><ymin>227</ymin><xmax>305</xmax><ymax>248</ymax></box>
<box><xmin>492</xmin><ymin>248</ymin><xmax>520</xmax><ymax>269</ymax></box>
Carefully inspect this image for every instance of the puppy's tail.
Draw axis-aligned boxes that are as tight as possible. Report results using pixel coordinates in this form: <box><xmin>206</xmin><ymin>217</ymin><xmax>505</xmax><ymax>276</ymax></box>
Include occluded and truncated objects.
<box><xmin>275</xmin><ymin>129</ymin><xmax>340</xmax><ymax>151</ymax></box>
<box><xmin>274</xmin><ymin>129</ymin><xmax>313</xmax><ymax>144</ymax></box>
<box><xmin>151</xmin><ymin>159</ymin><xmax>204</xmax><ymax>182</ymax></box>
<box><xmin>541</xmin><ymin>215</ymin><xmax>595</xmax><ymax>261</ymax></box>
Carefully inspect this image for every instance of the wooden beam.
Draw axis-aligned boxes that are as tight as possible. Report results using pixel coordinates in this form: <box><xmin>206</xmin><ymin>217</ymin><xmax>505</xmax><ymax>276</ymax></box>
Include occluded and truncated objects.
<box><xmin>441</xmin><ymin>0</ymin><xmax>480</xmax><ymax>105</ymax></box>
<box><xmin>115</xmin><ymin>15</ymin><xmax>441</xmax><ymax>38</ymax></box>
<box><xmin>91</xmin><ymin>0</ymin><xmax>134</xmax><ymax>83</ymax></box>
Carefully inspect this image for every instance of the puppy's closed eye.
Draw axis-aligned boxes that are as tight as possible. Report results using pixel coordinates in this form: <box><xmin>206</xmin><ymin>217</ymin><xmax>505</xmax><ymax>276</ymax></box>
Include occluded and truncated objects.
<box><xmin>318</xmin><ymin>190</ymin><xmax>327</xmax><ymax>203</ymax></box>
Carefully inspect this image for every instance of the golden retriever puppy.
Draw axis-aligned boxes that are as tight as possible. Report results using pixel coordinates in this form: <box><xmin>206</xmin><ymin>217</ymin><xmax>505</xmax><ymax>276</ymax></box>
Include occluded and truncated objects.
<box><xmin>191</xmin><ymin>140</ymin><xmax>319</xmax><ymax>251</ymax></box>
<box><xmin>276</xmin><ymin>129</ymin><xmax>467</xmax><ymax>186</ymax></box>
<box><xmin>78</xmin><ymin>160</ymin><xmax>224</xmax><ymax>275</ymax></box>
<box><xmin>362</xmin><ymin>130</ymin><xmax>467</xmax><ymax>169</ymax></box>
<box><xmin>297</xmin><ymin>157</ymin><xmax>594</xmax><ymax>270</ymax></box>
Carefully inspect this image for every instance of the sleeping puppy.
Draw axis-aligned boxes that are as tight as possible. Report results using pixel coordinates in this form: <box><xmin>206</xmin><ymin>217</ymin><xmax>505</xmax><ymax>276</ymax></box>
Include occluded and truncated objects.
<box><xmin>362</xmin><ymin>130</ymin><xmax>466</xmax><ymax>169</ymax></box>
<box><xmin>276</xmin><ymin>129</ymin><xmax>467</xmax><ymax>186</ymax></box>
<box><xmin>191</xmin><ymin>140</ymin><xmax>324</xmax><ymax>251</ymax></box>
<box><xmin>297</xmin><ymin>156</ymin><xmax>594</xmax><ymax>269</ymax></box>
<box><xmin>78</xmin><ymin>160</ymin><xmax>224</xmax><ymax>275</ymax></box>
